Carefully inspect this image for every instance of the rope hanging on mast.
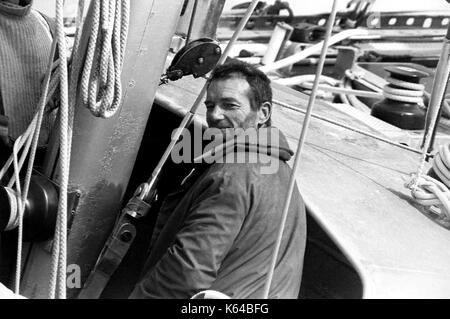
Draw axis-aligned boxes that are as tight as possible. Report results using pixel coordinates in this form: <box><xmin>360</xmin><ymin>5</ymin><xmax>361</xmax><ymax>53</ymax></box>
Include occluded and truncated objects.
<box><xmin>47</xmin><ymin>0</ymin><xmax>72</xmax><ymax>300</ymax></box>
<box><xmin>79</xmin><ymin>0</ymin><xmax>130</xmax><ymax>118</ymax></box>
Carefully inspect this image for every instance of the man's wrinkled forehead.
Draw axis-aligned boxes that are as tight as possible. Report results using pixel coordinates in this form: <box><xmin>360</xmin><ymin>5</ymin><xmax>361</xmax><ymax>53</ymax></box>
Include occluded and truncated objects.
<box><xmin>208</xmin><ymin>71</ymin><xmax>248</xmax><ymax>87</ymax></box>
<box><xmin>206</xmin><ymin>78</ymin><xmax>251</xmax><ymax>105</ymax></box>
<box><xmin>207</xmin><ymin>72</ymin><xmax>253</xmax><ymax>100</ymax></box>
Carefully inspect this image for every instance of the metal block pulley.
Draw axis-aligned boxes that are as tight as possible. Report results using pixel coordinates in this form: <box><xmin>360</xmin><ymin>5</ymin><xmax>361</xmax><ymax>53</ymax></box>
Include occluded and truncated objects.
<box><xmin>162</xmin><ymin>38</ymin><xmax>222</xmax><ymax>83</ymax></box>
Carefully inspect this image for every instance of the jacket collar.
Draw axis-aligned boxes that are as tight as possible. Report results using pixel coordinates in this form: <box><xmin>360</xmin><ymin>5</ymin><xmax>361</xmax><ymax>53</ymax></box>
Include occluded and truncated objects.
<box><xmin>195</xmin><ymin>126</ymin><xmax>294</xmax><ymax>164</ymax></box>
<box><xmin>0</xmin><ymin>0</ymin><xmax>33</xmax><ymax>17</ymax></box>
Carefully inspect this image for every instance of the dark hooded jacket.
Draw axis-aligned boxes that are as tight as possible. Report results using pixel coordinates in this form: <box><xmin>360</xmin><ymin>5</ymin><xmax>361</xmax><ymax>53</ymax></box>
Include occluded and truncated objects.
<box><xmin>129</xmin><ymin>127</ymin><xmax>306</xmax><ymax>299</ymax></box>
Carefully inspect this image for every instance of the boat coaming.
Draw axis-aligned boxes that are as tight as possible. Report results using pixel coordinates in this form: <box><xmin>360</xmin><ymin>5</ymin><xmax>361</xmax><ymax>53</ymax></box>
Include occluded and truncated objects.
<box><xmin>155</xmin><ymin>75</ymin><xmax>450</xmax><ymax>298</ymax></box>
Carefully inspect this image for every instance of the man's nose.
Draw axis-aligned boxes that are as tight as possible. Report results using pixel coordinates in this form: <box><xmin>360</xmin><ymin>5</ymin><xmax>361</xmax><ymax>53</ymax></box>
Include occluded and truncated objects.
<box><xmin>208</xmin><ymin>105</ymin><xmax>225</xmax><ymax>120</ymax></box>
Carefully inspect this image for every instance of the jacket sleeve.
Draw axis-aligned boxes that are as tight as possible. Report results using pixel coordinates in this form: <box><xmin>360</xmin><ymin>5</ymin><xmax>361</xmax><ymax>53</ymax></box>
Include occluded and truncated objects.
<box><xmin>131</xmin><ymin>169</ymin><xmax>250</xmax><ymax>299</ymax></box>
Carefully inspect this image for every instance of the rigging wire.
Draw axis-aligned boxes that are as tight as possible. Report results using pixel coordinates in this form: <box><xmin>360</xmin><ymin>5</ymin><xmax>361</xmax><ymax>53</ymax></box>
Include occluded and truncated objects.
<box><xmin>272</xmin><ymin>99</ymin><xmax>426</xmax><ymax>155</ymax></box>
<box><xmin>186</xmin><ymin>0</ymin><xmax>199</xmax><ymax>44</ymax></box>
<box><xmin>262</xmin><ymin>0</ymin><xmax>339</xmax><ymax>299</ymax></box>
<box><xmin>404</xmin><ymin>22</ymin><xmax>450</xmax><ymax>220</ymax></box>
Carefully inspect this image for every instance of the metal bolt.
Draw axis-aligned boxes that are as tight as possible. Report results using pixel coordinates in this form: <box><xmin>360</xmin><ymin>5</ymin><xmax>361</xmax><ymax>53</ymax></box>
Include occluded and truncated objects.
<box><xmin>197</xmin><ymin>57</ymin><xmax>204</xmax><ymax>64</ymax></box>
<box><xmin>215</xmin><ymin>47</ymin><xmax>221</xmax><ymax>55</ymax></box>
<box><xmin>120</xmin><ymin>230</ymin><xmax>133</xmax><ymax>243</ymax></box>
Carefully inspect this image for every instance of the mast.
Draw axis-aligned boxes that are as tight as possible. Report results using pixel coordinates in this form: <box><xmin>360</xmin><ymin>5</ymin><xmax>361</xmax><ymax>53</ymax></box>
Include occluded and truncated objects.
<box><xmin>176</xmin><ymin>0</ymin><xmax>227</xmax><ymax>40</ymax></box>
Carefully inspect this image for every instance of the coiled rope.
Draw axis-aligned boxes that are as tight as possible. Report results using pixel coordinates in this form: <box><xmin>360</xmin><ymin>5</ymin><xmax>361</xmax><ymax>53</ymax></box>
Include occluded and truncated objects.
<box><xmin>432</xmin><ymin>145</ymin><xmax>450</xmax><ymax>188</ymax></box>
<box><xmin>407</xmin><ymin>144</ymin><xmax>450</xmax><ymax>220</ymax></box>
<box><xmin>382</xmin><ymin>76</ymin><xmax>425</xmax><ymax>105</ymax></box>
<box><xmin>406</xmin><ymin>25</ymin><xmax>450</xmax><ymax>221</ymax></box>
<box><xmin>80</xmin><ymin>0</ymin><xmax>129</xmax><ymax>118</ymax></box>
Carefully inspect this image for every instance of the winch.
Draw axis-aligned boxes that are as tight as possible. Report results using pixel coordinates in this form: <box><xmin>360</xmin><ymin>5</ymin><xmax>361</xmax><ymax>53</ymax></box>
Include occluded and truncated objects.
<box><xmin>371</xmin><ymin>65</ymin><xmax>429</xmax><ymax>130</ymax></box>
<box><xmin>0</xmin><ymin>174</ymin><xmax>59</xmax><ymax>242</ymax></box>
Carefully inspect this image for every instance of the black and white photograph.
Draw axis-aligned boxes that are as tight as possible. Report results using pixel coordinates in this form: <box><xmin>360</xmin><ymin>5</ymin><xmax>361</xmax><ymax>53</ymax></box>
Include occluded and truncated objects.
<box><xmin>0</xmin><ymin>0</ymin><xmax>450</xmax><ymax>306</ymax></box>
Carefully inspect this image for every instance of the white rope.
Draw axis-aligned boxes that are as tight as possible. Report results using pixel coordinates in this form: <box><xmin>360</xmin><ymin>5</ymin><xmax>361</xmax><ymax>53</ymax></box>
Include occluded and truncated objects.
<box><xmin>407</xmin><ymin>29</ymin><xmax>450</xmax><ymax>204</ymax></box>
<box><xmin>297</xmin><ymin>82</ymin><xmax>383</xmax><ymax>100</ymax></box>
<box><xmin>12</xmin><ymin>138</ymin><xmax>23</xmax><ymax>294</ymax></box>
<box><xmin>274</xmin><ymin>74</ymin><xmax>340</xmax><ymax>87</ymax></box>
<box><xmin>4</xmin><ymin>124</ymin><xmax>34</xmax><ymax>188</ymax></box>
<box><xmin>433</xmin><ymin>145</ymin><xmax>450</xmax><ymax>186</ymax></box>
<box><xmin>67</xmin><ymin>0</ymin><xmax>86</xmax><ymax>159</ymax></box>
<box><xmin>385</xmin><ymin>76</ymin><xmax>424</xmax><ymax>91</ymax></box>
<box><xmin>275</xmin><ymin>73</ymin><xmax>425</xmax><ymax>105</ymax></box>
<box><xmin>259</xmin><ymin>28</ymin><xmax>369</xmax><ymax>74</ymax></box>
<box><xmin>406</xmin><ymin>143</ymin><xmax>450</xmax><ymax>220</ymax></box>
<box><xmin>48</xmin><ymin>0</ymin><xmax>71</xmax><ymax>299</ymax></box>
<box><xmin>0</xmin><ymin>27</ymin><xmax>57</xmax><ymax>296</ymax></box>
<box><xmin>80</xmin><ymin>0</ymin><xmax>129</xmax><ymax>118</ymax></box>
<box><xmin>15</xmin><ymin>36</ymin><xmax>57</xmax><ymax>295</ymax></box>
<box><xmin>382</xmin><ymin>77</ymin><xmax>425</xmax><ymax>105</ymax></box>
<box><xmin>407</xmin><ymin>175</ymin><xmax>450</xmax><ymax>220</ymax></box>
<box><xmin>406</xmin><ymin>46</ymin><xmax>450</xmax><ymax>217</ymax></box>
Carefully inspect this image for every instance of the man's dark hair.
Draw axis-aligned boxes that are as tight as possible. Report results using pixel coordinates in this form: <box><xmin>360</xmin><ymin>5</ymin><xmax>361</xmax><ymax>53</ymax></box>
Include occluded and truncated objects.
<box><xmin>207</xmin><ymin>60</ymin><xmax>272</xmax><ymax>126</ymax></box>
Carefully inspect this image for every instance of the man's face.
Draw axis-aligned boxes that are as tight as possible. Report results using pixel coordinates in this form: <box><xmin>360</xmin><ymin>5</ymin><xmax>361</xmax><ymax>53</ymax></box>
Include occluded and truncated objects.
<box><xmin>205</xmin><ymin>76</ymin><xmax>259</xmax><ymax>130</ymax></box>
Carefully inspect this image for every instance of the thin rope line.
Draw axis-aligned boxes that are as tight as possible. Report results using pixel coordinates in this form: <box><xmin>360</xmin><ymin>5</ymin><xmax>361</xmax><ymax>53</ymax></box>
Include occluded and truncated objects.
<box><xmin>262</xmin><ymin>0</ymin><xmax>339</xmax><ymax>299</ymax></box>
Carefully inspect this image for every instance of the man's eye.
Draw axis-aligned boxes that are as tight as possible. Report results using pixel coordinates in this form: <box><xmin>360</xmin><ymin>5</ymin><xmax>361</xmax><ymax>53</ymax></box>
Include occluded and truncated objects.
<box><xmin>224</xmin><ymin>103</ymin><xmax>239</xmax><ymax>109</ymax></box>
<box><xmin>205</xmin><ymin>104</ymin><xmax>214</xmax><ymax>110</ymax></box>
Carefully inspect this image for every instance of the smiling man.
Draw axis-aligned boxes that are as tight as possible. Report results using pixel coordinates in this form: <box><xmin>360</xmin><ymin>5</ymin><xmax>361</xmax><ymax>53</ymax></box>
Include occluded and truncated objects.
<box><xmin>130</xmin><ymin>61</ymin><xmax>306</xmax><ymax>299</ymax></box>
<box><xmin>204</xmin><ymin>62</ymin><xmax>272</xmax><ymax>130</ymax></box>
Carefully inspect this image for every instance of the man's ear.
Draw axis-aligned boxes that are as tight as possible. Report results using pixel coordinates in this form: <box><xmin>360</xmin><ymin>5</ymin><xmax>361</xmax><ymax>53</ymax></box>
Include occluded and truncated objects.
<box><xmin>257</xmin><ymin>101</ymin><xmax>272</xmax><ymax>127</ymax></box>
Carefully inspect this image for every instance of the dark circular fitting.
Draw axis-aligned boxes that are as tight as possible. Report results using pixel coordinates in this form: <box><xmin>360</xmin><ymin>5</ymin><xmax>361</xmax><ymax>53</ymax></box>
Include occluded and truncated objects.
<box><xmin>384</xmin><ymin>65</ymin><xmax>429</xmax><ymax>84</ymax></box>
<box><xmin>167</xmin><ymin>38</ymin><xmax>221</xmax><ymax>79</ymax></box>
<box><xmin>120</xmin><ymin>230</ymin><xmax>133</xmax><ymax>243</ymax></box>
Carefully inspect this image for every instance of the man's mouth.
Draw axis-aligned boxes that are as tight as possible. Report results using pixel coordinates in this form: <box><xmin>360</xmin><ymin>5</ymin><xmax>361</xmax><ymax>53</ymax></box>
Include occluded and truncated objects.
<box><xmin>209</xmin><ymin>121</ymin><xmax>233</xmax><ymax>129</ymax></box>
